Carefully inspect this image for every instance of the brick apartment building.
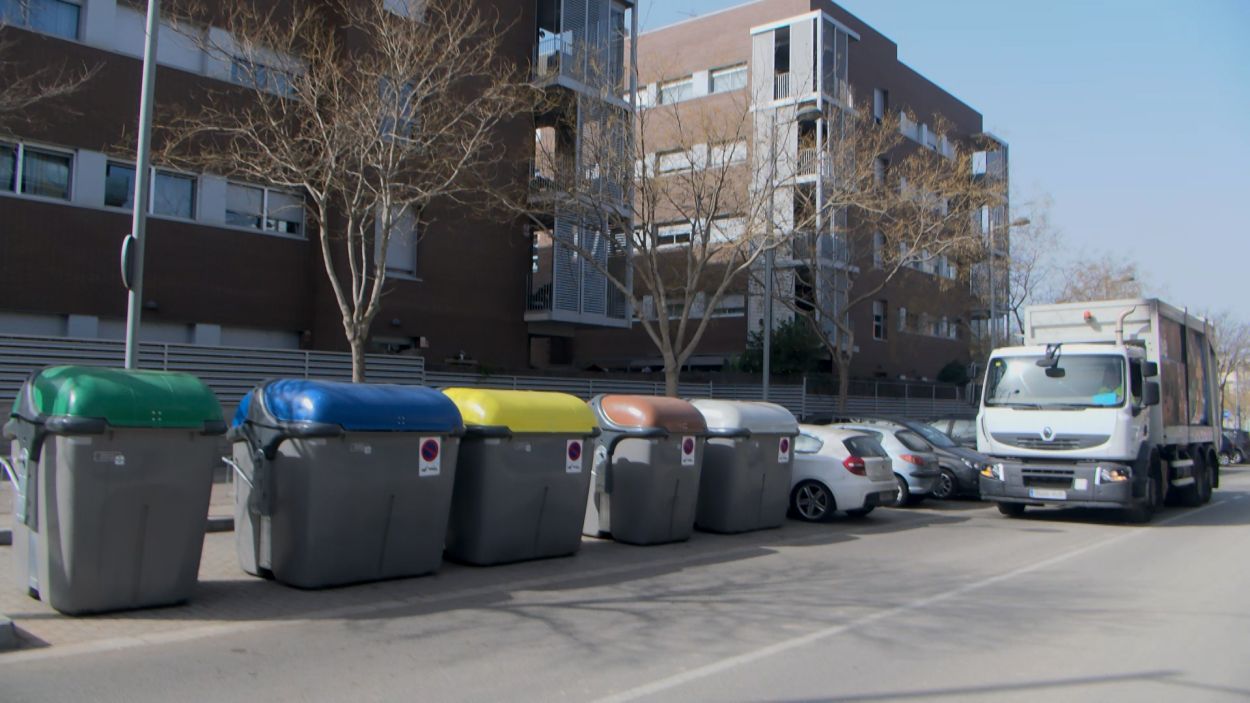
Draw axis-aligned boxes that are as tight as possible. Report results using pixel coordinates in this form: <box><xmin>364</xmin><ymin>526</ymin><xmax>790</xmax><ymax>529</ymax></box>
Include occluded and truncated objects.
<box><xmin>0</xmin><ymin>0</ymin><xmax>1005</xmax><ymax>383</ymax></box>
<box><xmin>566</xmin><ymin>0</ymin><xmax>1011</xmax><ymax>382</ymax></box>
<box><xmin>0</xmin><ymin>0</ymin><xmax>637</xmax><ymax>373</ymax></box>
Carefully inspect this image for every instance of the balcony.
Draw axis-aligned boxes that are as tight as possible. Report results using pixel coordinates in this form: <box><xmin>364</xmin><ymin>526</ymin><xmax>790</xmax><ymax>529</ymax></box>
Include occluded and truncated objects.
<box><xmin>796</xmin><ymin>148</ymin><xmax>832</xmax><ymax>179</ymax></box>
<box><xmin>527</xmin><ymin>220</ymin><xmax>630</xmax><ymax>328</ymax></box>
<box><xmin>821</xmin><ymin>76</ymin><xmax>851</xmax><ymax>107</ymax></box>
<box><xmin>773</xmin><ymin>72</ymin><xmax>791</xmax><ymax>101</ymax></box>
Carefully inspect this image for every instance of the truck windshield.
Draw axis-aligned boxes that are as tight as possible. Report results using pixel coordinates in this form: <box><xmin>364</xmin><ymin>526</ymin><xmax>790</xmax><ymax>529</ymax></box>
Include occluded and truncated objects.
<box><xmin>985</xmin><ymin>355</ymin><xmax>1126</xmax><ymax>409</ymax></box>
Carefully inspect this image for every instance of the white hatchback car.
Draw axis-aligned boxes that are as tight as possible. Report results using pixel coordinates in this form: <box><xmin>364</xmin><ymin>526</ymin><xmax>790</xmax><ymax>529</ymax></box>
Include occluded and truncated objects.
<box><xmin>789</xmin><ymin>425</ymin><xmax>898</xmax><ymax>521</ymax></box>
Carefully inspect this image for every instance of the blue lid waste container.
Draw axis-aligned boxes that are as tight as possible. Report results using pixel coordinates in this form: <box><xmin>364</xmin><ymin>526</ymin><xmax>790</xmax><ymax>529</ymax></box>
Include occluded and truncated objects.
<box><xmin>228</xmin><ymin>379</ymin><xmax>462</xmax><ymax>589</ymax></box>
<box><xmin>584</xmin><ymin>395</ymin><xmax>707</xmax><ymax>545</ymax></box>
<box><xmin>690</xmin><ymin>400</ymin><xmax>799</xmax><ymax>533</ymax></box>
<box><xmin>2</xmin><ymin>366</ymin><xmax>225</xmax><ymax>615</ymax></box>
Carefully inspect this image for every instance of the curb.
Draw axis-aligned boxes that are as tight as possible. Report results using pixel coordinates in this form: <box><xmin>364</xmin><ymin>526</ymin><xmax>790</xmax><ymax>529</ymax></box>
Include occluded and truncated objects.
<box><xmin>206</xmin><ymin>516</ymin><xmax>234</xmax><ymax>533</ymax></box>
<box><xmin>0</xmin><ymin>614</ymin><xmax>16</xmax><ymax>652</ymax></box>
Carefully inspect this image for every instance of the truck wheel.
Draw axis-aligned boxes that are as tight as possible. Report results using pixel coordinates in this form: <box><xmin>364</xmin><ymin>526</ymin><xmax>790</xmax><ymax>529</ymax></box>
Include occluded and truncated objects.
<box><xmin>997</xmin><ymin>502</ymin><xmax>1026</xmax><ymax>518</ymax></box>
<box><xmin>930</xmin><ymin>469</ymin><xmax>958</xmax><ymax>500</ymax></box>
<box><xmin>1176</xmin><ymin>451</ymin><xmax>1211</xmax><ymax>507</ymax></box>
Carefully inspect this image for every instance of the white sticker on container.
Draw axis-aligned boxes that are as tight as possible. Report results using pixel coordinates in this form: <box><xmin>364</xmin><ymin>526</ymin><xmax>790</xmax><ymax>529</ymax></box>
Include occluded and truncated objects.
<box><xmin>680</xmin><ymin>436</ymin><xmax>696</xmax><ymax>466</ymax></box>
<box><xmin>778</xmin><ymin>436</ymin><xmax>791</xmax><ymax>463</ymax></box>
<box><xmin>1074</xmin><ymin>478</ymin><xmax>1089</xmax><ymax>491</ymax></box>
<box><xmin>418</xmin><ymin>437</ymin><xmax>441</xmax><ymax>477</ymax></box>
<box><xmin>93</xmin><ymin>451</ymin><xmax>125</xmax><ymax>466</ymax></box>
<box><xmin>350</xmin><ymin>443</ymin><xmax>373</xmax><ymax>455</ymax></box>
<box><xmin>566</xmin><ymin>439</ymin><xmax>584</xmax><ymax>474</ymax></box>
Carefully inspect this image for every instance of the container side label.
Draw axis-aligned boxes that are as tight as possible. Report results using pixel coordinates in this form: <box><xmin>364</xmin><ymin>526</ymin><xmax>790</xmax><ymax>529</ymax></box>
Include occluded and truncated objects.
<box><xmin>418</xmin><ymin>437</ymin><xmax>441</xmax><ymax>477</ymax></box>
<box><xmin>566</xmin><ymin>439</ymin><xmax>583</xmax><ymax>473</ymax></box>
<box><xmin>778</xmin><ymin>436</ymin><xmax>791</xmax><ymax>463</ymax></box>
<box><xmin>681</xmin><ymin>436</ymin><xmax>696</xmax><ymax>466</ymax></box>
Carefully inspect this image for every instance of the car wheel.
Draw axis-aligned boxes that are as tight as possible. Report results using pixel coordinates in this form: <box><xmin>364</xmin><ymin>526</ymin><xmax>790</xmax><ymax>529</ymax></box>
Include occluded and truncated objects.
<box><xmin>1234</xmin><ymin>449</ymin><xmax>1245</xmax><ymax>465</ymax></box>
<box><xmin>845</xmin><ymin>506</ymin><xmax>874</xmax><ymax>518</ymax></box>
<box><xmin>997</xmin><ymin>502</ymin><xmax>1026</xmax><ymax>518</ymax></box>
<box><xmin>791</xmin><ymin>480</ymin><xmax>836</xmax><ymax>522</ymax></box>
<box><xmin>930</xmin><ymin>469</ymin><xmax>958</xmax><ymax>500</ymax></box>
<box><xmin>1218</xmin><ymin>451</ymin><xmax>1231</xmax><ymax>466</ymax></box>
<box><xmin>891</xmin><ymin>474</ymin><xmax>911</xmax><ymax>507</ymax></box>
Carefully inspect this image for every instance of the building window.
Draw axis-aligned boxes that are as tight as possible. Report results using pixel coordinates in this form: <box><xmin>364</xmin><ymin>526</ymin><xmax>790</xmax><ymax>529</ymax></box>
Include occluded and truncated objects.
<box><xmin>1</xmin><ymin>143</ymin><xmax>72</xmax><ymax>200</ymax></box>
<box><xmin>873</xmin><ymin>300</ymin><xmax>887</xmax><ymax>341</ymax></box>
<box><xmin>711</xmin><ymin>293</ymin><xmax>746</xmax><ymax>318</ymax></box>
<box><xmin>226</xmin><ymin>182</ymin><xmax>304</xmax><ymax>236</ymax></box>
<box><xmin>105</xmin><ymin>163</ymin><xmax>197</xmax><ymax>219</ymax></box>
<box><xmin>709</xmin><ymin>64</ymin><xmax>747</xmax><ymax>94</ymax></box>
<box><xmin>657</xmin><ymin>77</ymin><xmax>693</xmax><ymax>104</ymax></box>
<box><xmin>376</xmin><ymin>206</ymin><xmax>418</xmax><ymax>277</ymax></box>
<box><xmin>708</xmin><ymin>215</ymin><xmax>745</xmax><ymax>244</ymax></box>
<box><xmin>656</xmin><ymin>149</ymin><xmax>689</xmax><ymax>174</ymax></box>
<box><xmin>0</xmin><ymin>0</ymin><xmax>81</xmax><ymax>40</ymax></box>
<box><xmin>874</xmin><ymin>157</ymin><xmax>887</xmax><ymax>184</ymax></box>
<box><xmin>872</xmin><ymin>88</ymin><xmax>888</xmax><ymax>123</ymax></box>
<box><xmin>872</xmin><ymin>231</ymin><xmax>884</xmax><ymax>268</ymax></box>
<box><xmin>708</xmin><ymin>139</ymin><xmax>746</xmax><ymax>166</ymax></box>
<box><xmin>656</xmin><ymin>222</ymin><xmax>692</xmax><ymax>247</ymax></box>
<box><xmin>230</xmin><ymin>57</ymin><xmax>294</xmax><ymax>95</ymax></box>
<box><xmin>898</xmin><ymin>306</ymin><xmax>907</xmax><ymax>333</ymax></box>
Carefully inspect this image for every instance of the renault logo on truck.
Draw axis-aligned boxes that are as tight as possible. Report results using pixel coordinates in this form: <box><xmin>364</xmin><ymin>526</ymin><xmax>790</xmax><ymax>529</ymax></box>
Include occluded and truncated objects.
<box><xmin>1041</xmin><ymin>426</ymin><xmax>1055</xmax><ymax>442</ymax></box>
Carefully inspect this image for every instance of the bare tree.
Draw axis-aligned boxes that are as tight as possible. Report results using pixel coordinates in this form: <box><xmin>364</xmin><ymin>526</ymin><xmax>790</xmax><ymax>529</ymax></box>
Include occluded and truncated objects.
<box><xmin>783</xmin><ymin>106</ymin><xmax>1006</xmax><ymax>411</ymax></box>
<box><xmin>525</xmin><ymin>89</ymin><xmax>785</xmax><ymax>395</ymax></box>
<box><xmin>1052</xmin><ymin>257</ymin><xmax>1150</xmax><ymax>303</ymax></box>
<box><xmin>1004</xmin><ymin>196</ymin><xmax>1064</xmax><ymax>334</ymax></box>
<box><xmin>0</xmin><ymin>18</ymin><xmax>98</xmax><ymax>135</ymax></box>
<box><xmin>1209</xmin><ymin>310</ymin><xmax>1250</xmax><ymax>422</ymax></box>
<box><xmin>160</xmin><ymin>0</ymin><xmax>532</xmax><ymax>381</ymax></box>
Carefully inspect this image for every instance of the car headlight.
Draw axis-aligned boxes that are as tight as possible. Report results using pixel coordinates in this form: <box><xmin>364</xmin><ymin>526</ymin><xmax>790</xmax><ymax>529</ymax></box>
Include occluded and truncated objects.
<box><xmin>980</xmin><ymin>463</ymin><xmax>1005</xmax><ymax>481</ymax></box>
<box><xmin>1096</xmin><ymin>465</ymin><xmax>1131</xmax><ymax>483</ymax></box>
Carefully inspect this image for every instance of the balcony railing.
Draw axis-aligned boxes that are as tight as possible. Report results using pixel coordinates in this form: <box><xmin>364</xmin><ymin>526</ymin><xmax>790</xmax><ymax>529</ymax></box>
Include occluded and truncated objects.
<box><xmin>796</xmin><ymin>148</ymin><xmax>832</xmax><ymax>178</ymax></box>
<box><xmin>527</xmin><ymin>221</ymin><xmax>630</xmax><ymax>327</ymax></box>
<box><xmin>534</xmin><ymin>32</ymin><xmax>626</xmax><ymax>96</ymax></box>
<box><xmin>773</xmin><ymin>72</ymin><xmax>791</xmax><ymax>101</ymax></box>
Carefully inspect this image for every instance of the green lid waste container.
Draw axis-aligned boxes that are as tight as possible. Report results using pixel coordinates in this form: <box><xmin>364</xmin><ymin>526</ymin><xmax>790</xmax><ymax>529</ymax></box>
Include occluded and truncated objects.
<box><xmin>441</xmin><ymin>388</ymin><xmax>599</xmax><ymax>566</ymax></box>
<box><xmin>690</xmin><ymin>400</ymin><xmax>799</xmax><ymax>533</ymax></box>
<box><xmin>2</xmin><ymin>366</ymin><xmax>225</xmax><ymax>615</ymax></box>
<box><xmin>228</xmin><ymin>380</ymin><xmax>463</xmax><ymax>589</ymax></box>
<box><xmin>584</xmin><ymin>395</ymin><xmax>707</xmax><ymax>545</ymax></box>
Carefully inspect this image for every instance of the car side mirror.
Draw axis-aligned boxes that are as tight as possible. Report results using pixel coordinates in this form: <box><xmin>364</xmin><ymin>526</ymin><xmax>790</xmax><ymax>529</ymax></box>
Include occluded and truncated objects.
<box><xmin>1142</xmin><ymin>361</ymin><xmax>1159</xmax><ymax>378</ymax></box>
<box><xmin>1142</xmin><ymin>382</ymin><xmax>1160</xmax><ymax>407</ymax></box>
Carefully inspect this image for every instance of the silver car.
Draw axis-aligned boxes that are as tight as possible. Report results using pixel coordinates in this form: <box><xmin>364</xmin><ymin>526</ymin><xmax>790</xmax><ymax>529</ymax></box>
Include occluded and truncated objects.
<box><xmin>831</xmin><ymin>424</ymin><xmax>941</xmax><ymax>506</ymax></box>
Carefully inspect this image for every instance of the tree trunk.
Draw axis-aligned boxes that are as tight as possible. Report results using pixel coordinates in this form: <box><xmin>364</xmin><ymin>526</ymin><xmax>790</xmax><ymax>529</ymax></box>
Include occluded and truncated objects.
<box><xmin>836</xmin><ymin>357</ymin><xmax>851</xmax><ymax>414</ymax></box>
<box><xmin>350</xmin><ymin>333</ymin><xmax>368</xmax><ymax>383</ymax></box>
<box><xmin>663</xmin><ymin>364</ymin><xmax>680</xmax><ymax>398</ymax></box>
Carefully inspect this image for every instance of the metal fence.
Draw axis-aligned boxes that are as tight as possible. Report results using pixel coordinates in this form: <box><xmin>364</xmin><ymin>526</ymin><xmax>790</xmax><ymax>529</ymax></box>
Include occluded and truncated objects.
<box><xmin>0</xmin><ymin>334</ymin><xmax>974</xmax><ymax>420</ymax></box>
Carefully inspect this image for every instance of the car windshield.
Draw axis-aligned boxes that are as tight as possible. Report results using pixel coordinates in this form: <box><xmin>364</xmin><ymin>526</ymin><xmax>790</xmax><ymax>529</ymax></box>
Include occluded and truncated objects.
<box><xmin>985</xmin><ymin>354</ymin><xmax>1127</xmax><ymax>409</ymax></box>
<box><xmin>908</xmin><ymin>422</ymin><xmax>957</xmax><ymax>448</ymax></box>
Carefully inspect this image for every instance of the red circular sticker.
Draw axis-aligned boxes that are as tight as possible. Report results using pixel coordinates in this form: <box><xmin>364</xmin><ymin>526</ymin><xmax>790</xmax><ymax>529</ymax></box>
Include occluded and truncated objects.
<box><xmin>420</xmin><ymin>439</ymin><xmax>440</xmax><ymax>462</ymax></box>
<box><xmin>568</xmin><ymin>441</ymin><xmax>582</xmax><ymax>461</ymax></box>
<box><xmin>780</xmin><ymin>437</ymin><xmax>790</xmax><ymax>453</ymax></box>
<box><xmin>682</xmin><ymin>437</ymin><xmax>695</xmax><ymax>455</ymax></box>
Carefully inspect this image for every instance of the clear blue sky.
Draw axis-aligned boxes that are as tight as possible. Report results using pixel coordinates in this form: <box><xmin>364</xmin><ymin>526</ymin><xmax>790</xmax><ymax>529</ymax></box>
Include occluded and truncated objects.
<box><xmin>638</xmin><ymin>0</ymin><xmax>1250</xmax><ymax>318</ymax></box>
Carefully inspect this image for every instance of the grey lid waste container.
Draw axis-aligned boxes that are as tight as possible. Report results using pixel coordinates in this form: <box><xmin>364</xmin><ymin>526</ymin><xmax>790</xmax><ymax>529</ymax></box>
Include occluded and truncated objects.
<box><xmin>228</xmin><ymin>379</ymin><xmax>463</xmax><ymax>589</ymax></box>
<box><xmin>690</xmin><ymin>400</ymin><xmax>799</xmax><ymax>533</ymax></box>
<box><xmin>2</xmin><ymin>366</ymin><xmax>225</xmax><ymax>615</ymax></box>
<box><xmin>441</xmin><ymin>388</ymin><xmax>600</xmax><ymax>565</ymax></box>
<box><xmin>584</xmin><ymin>395</ymin><xmax>707</xmax><ymax>546</ymax></box>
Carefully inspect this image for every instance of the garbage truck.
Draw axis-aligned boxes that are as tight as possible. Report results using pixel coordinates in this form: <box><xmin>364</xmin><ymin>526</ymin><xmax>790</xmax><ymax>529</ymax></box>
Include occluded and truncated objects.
<box><xmin>977</xmin><ymin>299</ymin><xmax>1220</xmax><ymax>522</ymax></box>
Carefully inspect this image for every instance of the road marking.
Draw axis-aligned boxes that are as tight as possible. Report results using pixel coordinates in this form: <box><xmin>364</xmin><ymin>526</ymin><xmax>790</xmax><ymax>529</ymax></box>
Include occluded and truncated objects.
<box><xmin>592</xmin><ymin>495</ymin><xmax>1235</xmax><ymax>703</ymax></box>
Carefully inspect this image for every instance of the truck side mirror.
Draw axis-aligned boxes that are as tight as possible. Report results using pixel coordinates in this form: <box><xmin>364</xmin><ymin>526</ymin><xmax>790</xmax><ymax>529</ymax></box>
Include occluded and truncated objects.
<box><xmin>1142</xmin><ymin>361</ymin><xmax>1158</xmax><ymax>378</ymax></box>
<box><xmin>1142</xmin><ymin>382</ymin><xmax>1160</xmax><ymax>407</ymax></box>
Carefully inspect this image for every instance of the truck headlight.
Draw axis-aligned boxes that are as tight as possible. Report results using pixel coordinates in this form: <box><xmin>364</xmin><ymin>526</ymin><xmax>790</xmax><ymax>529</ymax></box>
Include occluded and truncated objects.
<box><xmin>1096</xmin><ymin>466</ymin><xmax>1131</xmax><ymax>483</ymax></box>
<box><xmin>980</xmin><ymin>463</ymin><xmax>1005</xmax><ymax>481</ymax></box>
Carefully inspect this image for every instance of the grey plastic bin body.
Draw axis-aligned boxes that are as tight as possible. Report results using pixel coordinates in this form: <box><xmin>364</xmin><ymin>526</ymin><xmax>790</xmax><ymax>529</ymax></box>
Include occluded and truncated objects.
<box><xmin>691</xmin><ymin>400</ymin><xmax>799</xmax><ymax>534</ymax></box>
<box><xmin>446</xmin><ymin>434</ymin><xmax>593</xmax><ymax>565</ymax></box>
<box><xmin>584</xmin><ymin>395</ymin><xmax>708</xmax><ymax>546</ymax></box>
<box><xmin>231</xmin><ymin>380</ymin><xmax>463</xmax><ymax>589</ymax></box>
<box><xmin>232</xmin><ymin>434</ymin><xmax>459</xmax><ymax>587</ymax></box>
<box><xmin>4</xmin><ymin>367</ymin><xmax>224</xmax><ymax>615</ymax></box>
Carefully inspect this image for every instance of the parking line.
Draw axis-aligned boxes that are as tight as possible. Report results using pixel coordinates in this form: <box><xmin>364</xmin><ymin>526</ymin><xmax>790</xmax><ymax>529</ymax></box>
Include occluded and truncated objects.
<box><xmin>592</xmin><ymin>494</ymin><xmax>1236</xmax><ymax>703</ymax></box>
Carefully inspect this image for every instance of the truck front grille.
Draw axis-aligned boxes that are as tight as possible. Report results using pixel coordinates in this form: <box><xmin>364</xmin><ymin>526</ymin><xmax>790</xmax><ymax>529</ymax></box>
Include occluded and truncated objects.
<box><xmin>993</xmin><ymin>433</ymin><xmax>1110</xmax><ymax>451</ymax></box>
<box><xmin>1021</xmin><ymin>468</ymin><xmax>1075</xmax><ymax>488</ymax></box>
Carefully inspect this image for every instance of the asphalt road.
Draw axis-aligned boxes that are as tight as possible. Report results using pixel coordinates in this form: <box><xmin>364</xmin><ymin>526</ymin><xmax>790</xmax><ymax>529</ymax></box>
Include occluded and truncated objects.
<box><xmin>2</xmin><ymin>468</ymin><xmax>1249</xmax><ymax>702</ymax></box>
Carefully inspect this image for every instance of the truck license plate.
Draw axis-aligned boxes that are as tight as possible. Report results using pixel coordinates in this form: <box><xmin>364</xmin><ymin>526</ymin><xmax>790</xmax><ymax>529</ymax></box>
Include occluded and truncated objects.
<box><xmin>1029</xmin><ymin>488</ymin><xmax>1067</xmax><ymax>500</ymax></box>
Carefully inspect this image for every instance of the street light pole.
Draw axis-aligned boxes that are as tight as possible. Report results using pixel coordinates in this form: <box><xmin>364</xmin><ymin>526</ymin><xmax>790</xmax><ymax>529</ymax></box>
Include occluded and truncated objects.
<box><xmin>123</xmin><ymin>0</ymin><xmax>161</xmax><ymax>370</ymax></box>
<box><xmin>762</xmin><ymin>111</ymin><xmax>777</xmax><ymax>401</ymax></box>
